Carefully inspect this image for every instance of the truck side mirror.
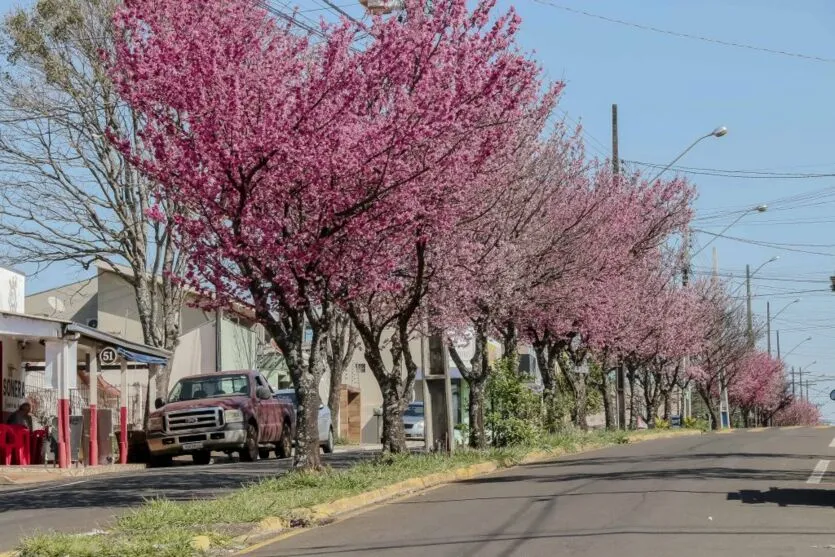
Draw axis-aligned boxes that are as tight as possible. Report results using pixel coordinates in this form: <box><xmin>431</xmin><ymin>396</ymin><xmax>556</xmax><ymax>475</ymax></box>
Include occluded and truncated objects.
<box><xmin>256</xmin><ymin>386</ymin><xmax>272</xmax><ymax>401</ymax></box>
<box><xmin>154</xmin><ymin>397</ymin><xmax>165</xmax><ymax>409</ymax></box>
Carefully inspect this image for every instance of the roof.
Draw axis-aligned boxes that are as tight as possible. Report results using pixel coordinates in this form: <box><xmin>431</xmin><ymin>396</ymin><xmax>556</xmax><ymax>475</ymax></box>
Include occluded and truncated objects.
<box><xmin>66</xmin><ymin>322</ymin><xmax>171</xmax><ymax>359</ymax></box>
<box><xmin>0</xmin><ymin>312</ymin><xmax>170</xmax><ymax>363</ymax></box>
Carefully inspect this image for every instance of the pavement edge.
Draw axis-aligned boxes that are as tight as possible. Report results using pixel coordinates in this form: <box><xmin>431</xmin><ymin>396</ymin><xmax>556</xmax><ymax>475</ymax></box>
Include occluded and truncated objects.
<box><xmin>229</xmin><ymin>429</ymin><xmax>703</xmax><ymax>555</ymax></box>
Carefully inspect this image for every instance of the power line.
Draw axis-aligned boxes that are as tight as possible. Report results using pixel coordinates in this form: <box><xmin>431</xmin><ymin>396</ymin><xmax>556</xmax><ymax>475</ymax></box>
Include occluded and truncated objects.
<box><xmin>692</xmin><ymin>230</ymin><xmax>835</xmax><ymax>257</ymax></box>
<box><xmin>532</xmin><ymin>0</ymin><xmax>835</xmax><ymax>64</ymax></box>
<box><xmin>629</xmin><ymin>160</ymin><xmax>835</xmax><ymax>180</ymax></box>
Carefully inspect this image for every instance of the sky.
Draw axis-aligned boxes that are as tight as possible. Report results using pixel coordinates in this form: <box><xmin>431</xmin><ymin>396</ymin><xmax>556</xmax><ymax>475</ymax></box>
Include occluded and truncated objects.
<box><xmin>3</xmin><ymin>0</ymin><xmax>835</xmax><ymax>419</ymax></box>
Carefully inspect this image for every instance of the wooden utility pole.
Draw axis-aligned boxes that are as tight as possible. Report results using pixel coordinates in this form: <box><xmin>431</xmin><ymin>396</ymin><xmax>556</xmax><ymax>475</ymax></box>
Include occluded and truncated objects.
<box><xmin>612</xmin><ymin>104</ymin><xmax>626</xmax><ymax>430</ymax></box>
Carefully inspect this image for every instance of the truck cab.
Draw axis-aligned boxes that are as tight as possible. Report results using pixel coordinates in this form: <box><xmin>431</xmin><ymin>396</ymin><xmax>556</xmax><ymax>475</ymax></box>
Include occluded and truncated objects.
<box><xmin>146</xmin><ymin>370</ymin><xmax>295</xmax><ymax>466</ymax></box>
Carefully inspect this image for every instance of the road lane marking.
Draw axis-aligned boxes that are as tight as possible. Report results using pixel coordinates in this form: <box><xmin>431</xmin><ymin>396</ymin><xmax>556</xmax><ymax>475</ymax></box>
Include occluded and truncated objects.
<box><xmin>807</xmin><ymin>460</ymin><xmax>830</xmax><ymax>484</ymax></box>
<box><xmin>829</xmin><ymin>437</ymin><xmax>835</xmax><ymax>448</ymax></box>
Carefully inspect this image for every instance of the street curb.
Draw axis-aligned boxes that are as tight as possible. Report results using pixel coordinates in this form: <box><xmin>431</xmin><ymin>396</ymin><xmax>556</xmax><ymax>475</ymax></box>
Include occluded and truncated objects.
<box><xmin>0</xmin><ymin>464</ymin><xmax>147</xmax><ymax>486</ymax></box>
<box><xmin>228</xmin><ymin>429</ymin><xmax>703</xmax><ymax>553</ymax></box>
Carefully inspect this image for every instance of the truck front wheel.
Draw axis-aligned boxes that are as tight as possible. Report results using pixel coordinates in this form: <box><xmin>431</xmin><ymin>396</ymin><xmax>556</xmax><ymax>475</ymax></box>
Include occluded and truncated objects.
<box><xmin>240</xmin><ymin>423</ymin><xmax>259</xmax><ymax>462</ymax></box>
<box><xmin>192</xmin><ymin>450</ymin><xmax>212</xmax><ymax>466</ymax></box>
<box><xmin>277</xmin><ymin>422</ymin><xmax>292</xmax><ymax>459</ymax></box>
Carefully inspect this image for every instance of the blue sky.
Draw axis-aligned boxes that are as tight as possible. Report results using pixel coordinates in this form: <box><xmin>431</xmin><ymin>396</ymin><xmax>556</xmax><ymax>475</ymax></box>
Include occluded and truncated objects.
<box><xmin>4</xmin><ymin>0</ymin><xmax>835</xmax><ymax>418</ymax></box>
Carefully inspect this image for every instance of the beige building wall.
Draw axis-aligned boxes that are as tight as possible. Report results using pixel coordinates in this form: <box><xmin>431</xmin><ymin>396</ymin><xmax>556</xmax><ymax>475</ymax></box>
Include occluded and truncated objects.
<box><xmin>26</xmin><ymin>277</ymin><xmax>98</xmax><ymax>324</ymax></box>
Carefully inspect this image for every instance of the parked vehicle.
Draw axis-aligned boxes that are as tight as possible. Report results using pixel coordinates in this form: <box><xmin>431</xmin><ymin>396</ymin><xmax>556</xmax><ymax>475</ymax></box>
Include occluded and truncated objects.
<box><xmin>146</xmin><ymin>370</ymin><xmax>296</xmax><ymax>466</ymax></box>
<box><xmin>274</xmin><ymin>389</ymin><xmax>334</xmax><ymax>454</ymax></box>
<box><xmin>403</xmin><ymin>401</ymin><xmax>425</xmax><ymax>440</ymax></box>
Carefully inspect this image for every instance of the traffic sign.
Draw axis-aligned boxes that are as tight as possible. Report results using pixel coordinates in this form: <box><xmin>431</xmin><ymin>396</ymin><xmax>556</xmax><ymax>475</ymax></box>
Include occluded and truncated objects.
<box><xmin>99</xmin><ymin>346</ymin><xmax>118</xmax><ymax>365</ymax></box>
<box><xmin>830</xmin><ymin>389</ymin><xmax>835</xmax><ymax>402</ymax></box>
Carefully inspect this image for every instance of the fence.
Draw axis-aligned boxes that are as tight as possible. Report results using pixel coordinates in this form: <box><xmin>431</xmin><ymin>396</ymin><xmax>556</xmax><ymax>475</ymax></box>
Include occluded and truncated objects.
<box><xmin>24</xmin><ymin>382</ymin><xmax>142</xmax><ymax>431</ymax></box>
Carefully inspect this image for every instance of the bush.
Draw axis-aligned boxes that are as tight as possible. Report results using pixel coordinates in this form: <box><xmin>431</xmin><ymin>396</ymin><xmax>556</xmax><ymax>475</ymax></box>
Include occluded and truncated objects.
<box><xmin>683</xmin><ymin>417</ymin><xmax>709</xmax><ymax>431</ymax></box>
<box><xmin>653</xmin><ymin>417</ymin><xmax>670</xmax><ymax>429</ymax></box>
<box><xmin>486</xmin><ymin>359</ymin><xmax>543</xmax><ymax>447</ymax></box>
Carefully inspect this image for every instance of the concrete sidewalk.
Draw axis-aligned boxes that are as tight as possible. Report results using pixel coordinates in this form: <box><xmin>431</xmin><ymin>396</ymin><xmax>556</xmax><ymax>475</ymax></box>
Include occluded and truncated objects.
<box><xmin>0</xmin><ymin>463</ymin><xmax>148</xmax><ymax>485</ymax></box>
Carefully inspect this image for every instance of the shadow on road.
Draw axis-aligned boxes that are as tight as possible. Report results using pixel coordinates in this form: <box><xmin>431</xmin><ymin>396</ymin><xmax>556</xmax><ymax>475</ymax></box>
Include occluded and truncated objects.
<box><xmin>459</xmin><ymin>465</ymin><xmax>813</xmax><ymax>485</ymax></box>
<box><xmin>728</xmin><ymin>488</ymin><xmax>835</xmax><ymax>508</ymax></box>
<box><xmin>0</xmin><ymin>451</ymin><xmax>376</xmax><ymax>514</ymax></box>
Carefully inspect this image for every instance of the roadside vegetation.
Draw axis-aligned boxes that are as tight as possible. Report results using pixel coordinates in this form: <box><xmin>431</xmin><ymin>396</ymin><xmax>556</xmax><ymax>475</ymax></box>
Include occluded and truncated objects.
<box><xmin>18</xmin><ymin>368</ymin><xmax>700</xmax><ymax>557</ymax></box>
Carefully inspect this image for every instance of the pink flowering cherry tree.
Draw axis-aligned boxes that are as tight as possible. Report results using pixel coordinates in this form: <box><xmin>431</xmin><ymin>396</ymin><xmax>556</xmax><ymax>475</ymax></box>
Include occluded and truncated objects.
<box><xmin>111</xmin><ymin>0</ymin><xmax>556</xmax><ymax>461</ymax></box>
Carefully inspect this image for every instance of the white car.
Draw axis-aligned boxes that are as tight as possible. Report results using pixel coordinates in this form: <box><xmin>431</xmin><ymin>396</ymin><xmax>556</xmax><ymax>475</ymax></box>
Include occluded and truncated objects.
<box><xmin>274</xmin><ymin>389</ymin><xmax>335</xmax><ymax>453</ymax></box>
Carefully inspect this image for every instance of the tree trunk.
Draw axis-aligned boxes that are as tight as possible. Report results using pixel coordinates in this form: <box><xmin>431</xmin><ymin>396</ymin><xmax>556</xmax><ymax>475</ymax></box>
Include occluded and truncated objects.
<box><xmin>572</xmin><ymin>374</ymin><xmax>588</xmax><ymax>431</ymax></box>
<box><xmin>468</xmin><ymin>378</ymin><xmax>487</xmax><ymax>449</ymax></box>
<box><xmin>599</xmin><ymin>371</ymin><xmax>616</xmax><ymax>430</ymax></box>
<box><xmin>450</xmin><ymin>321</ymin><xmax>489</xmax><ymax>449</ymax></box>
<box><xmin>294</xmin><ymin>370</ymin><xmax>323</xmax><ymax>468</ymax></box>
<box><xmin>628</xmin><ymin>366</ymin><xmax>638</xmax><ymax>429</ymax></box>
<box><xmin>380</xmin><ymin>377</ymin><xmax>407</xmax><ymax>453</ymax></box>
<box><xmin>663</xmin><ymin>390</ymin><xmax>672</xmax><ymax>421</ymax></box>
<box><xmin>328</xmin><ymin>367</ymin><xmax>342</xmax><ymax>441</ymax></box>
<box><xmin>263</xmin><ymin>305</ymin><xmax>328</xmax><ymax>471</ymax></box>
<box><xmin>325</xmin><ymin>313</ymin><xmax>358</xmax><ymax>442</ymax></box>
<box><xmin>501</xmin><ymin>322</ymin><xmax>518</xmax><ymax>370</ymax></box>
<box><xmin>697</xmin><ymin>385</ymin><xmax>719</xmax><ymax>430</ymax></box>
<box><xmin>534</xmin><ymin>339</ymin><xmax>561</xmax><ymax>432</ymax></box>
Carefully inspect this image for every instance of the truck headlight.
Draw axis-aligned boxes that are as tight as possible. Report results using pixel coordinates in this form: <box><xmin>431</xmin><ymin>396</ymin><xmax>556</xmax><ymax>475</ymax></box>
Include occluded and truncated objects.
<box><xmin>148</xmin><ymin>416</ymin><xmax>163</xmax><ymax>431</ymax></box>
<box><xmin>224</xmin><ymin>409</ymin><xmax>244</xmax><ymax>423</ymax></box>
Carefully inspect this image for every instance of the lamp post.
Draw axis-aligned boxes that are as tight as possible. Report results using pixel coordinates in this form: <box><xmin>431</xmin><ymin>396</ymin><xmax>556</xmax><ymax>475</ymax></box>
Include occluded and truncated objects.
<box><xmin>693</xmin><ymin>204</ymin><xmax>768</xmax><ymax>259</ymax></box>
<box><xmin>767</xmin><ymin>299</ymin><xmax>800</xmax><ymax>356</ymax></box>
<box><xmin>652</xmin><ymin>125</ymin><xmax>727</xmax><ymax>423</ymax></box>
<box><xmin>746</xmin><ymin>256</ymin><xmax>779</xmax><ymax>346</ymax></box>
<box><xmin>648</xmin><ymin>126</ymin><xmax>728</xmax><ymax>184</ymax></box>
<box><xmin>784</xmin><ymin>336</ymin><xmax>812</xmax><ymax>360</ymax></box>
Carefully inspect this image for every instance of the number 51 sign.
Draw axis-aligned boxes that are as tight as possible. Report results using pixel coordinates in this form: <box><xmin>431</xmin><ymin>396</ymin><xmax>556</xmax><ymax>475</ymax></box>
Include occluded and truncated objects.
<box><xmin>99</xmin><ymin>347</ymin><xmax>118</xmax><ymax>365</ymax></box>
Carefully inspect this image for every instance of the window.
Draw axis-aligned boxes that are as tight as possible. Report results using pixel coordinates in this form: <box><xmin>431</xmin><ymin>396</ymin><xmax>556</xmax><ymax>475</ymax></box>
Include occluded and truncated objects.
<box><xmin>355</xmin><ymin>363</ymin><xmax>366</xmax><ymax>374</ymax></box>
<box><xmin>168</xmin><ymin>374</ymin><xmax>250</xmax><ymax>402</ymax></box>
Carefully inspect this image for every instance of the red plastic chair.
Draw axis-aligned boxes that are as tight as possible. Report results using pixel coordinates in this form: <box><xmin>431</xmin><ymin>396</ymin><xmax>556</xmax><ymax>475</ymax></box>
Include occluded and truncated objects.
<box><xmin>0</xmin><ymin>425</ymin><xmax>12</xmax><ymax>465</ymax></box>
<box><xmin>7</xmin><ymin>425</ymin><xmax>30</xmax><ymax>465</ymax></box>
<box><xmin>30</xmin><ymin>429</ymin><xmax>47</xmax><ymax>465</ymax></box>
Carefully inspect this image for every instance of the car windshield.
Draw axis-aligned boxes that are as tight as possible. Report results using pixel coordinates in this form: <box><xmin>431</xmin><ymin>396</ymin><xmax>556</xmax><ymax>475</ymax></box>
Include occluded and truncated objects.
<box><xmin>404</xmin><ymin>404</ymin><xmax>424</xmax><ymax>417</ymax></box>
<box><xmin>168</xmin><ymin>374</ymin><xmax>250</xmax><ymax>402</ymax></box>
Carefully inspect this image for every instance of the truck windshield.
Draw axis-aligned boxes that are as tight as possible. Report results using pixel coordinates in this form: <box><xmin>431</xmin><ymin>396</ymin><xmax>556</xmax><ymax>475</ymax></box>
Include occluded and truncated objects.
<box><xmin>168</xmin><ymin>374</ymin><xmax>250</xmax><ymax>402</ymax></box>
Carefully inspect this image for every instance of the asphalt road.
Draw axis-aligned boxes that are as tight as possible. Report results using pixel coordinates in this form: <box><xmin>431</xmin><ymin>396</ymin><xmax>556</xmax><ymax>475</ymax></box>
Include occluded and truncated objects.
<box><xmin>0</xmin><ymin>449</ymin><xmax>376</xmax><ymax>551</ymax></box>
<box><xmin>249</xmin><ymin>427</ymin><xmax>835</xmax><ymax>557</ymax></box>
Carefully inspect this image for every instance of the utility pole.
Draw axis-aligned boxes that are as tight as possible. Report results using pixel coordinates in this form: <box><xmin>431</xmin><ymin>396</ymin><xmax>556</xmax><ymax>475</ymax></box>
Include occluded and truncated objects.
<box><xmin>806</xmin><ymin>379</ymin><xmax>810</xmax><ymax>402</ymax></box>
<box><xmin>799</xmin><ymin>367</ymin><xmax>804</xmax><ymax>401</ymax></box>
<box><xmin>746</xmin><ymin>264</ymin><xmax>754</xmax><ymax>347</ymax></box>
<box><xmin>766</xmin><ymin>302</ymin><xmax>771</xmax><ymax>356</ymax></box>
<box><xmin>777</xmin><ymin>330</ymin><xmax>781</xmax><ymax>359</ymax></box>
<box><xmin>613</xmin><ymin>103</ymin><xmax>627</xmax><ymax>430</ymax></box>
<box><xmin>791</xmin><ymin>366</ymin><xmax>796</xmax><ymax>397</ymax></box>
<box><xmin>715</xmin><ymin>247</ymin><xmax>731</xmax><ymax>429</ymax></box>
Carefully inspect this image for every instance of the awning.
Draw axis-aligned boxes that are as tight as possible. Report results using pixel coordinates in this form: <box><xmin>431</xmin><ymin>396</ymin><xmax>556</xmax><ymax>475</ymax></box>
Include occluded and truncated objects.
<box><xmin>116</xmin><ymin>347</ymin><xmax>168</xmax><ymax>365</ymax></box>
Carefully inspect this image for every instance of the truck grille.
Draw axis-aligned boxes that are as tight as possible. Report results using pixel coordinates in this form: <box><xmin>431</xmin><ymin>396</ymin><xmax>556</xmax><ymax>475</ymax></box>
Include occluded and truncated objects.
<box><xmin>165</xmin><ymin>408</ymin><xmax>222</xmax><ymax>433</ymax></box>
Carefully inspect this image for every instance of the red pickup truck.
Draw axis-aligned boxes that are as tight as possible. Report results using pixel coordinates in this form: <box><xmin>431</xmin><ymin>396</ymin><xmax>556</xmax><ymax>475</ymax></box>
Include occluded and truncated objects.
<box><xmin>146</xmin><ymin>370</ymin><xmax>295</xmax><ymax>466</ymax></box>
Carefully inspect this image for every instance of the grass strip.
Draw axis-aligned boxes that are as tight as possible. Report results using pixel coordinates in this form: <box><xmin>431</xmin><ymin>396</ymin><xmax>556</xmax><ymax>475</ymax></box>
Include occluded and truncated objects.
<box><xmin>17</xmin><ymin>428</ymin><xmax>694</xmax><ymax>557</ymax></box>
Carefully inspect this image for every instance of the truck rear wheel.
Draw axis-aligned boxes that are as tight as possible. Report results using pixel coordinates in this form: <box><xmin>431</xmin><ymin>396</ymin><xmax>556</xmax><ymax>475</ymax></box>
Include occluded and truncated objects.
<box><xmin>277</xmin><ymin>422</ymin><xmax>292</xmax><ymax>459</ymax></box>
<box><xmin>240</xmin><ymin>423</ymin><xmax>259</xmax><ymax>462</ymax></box>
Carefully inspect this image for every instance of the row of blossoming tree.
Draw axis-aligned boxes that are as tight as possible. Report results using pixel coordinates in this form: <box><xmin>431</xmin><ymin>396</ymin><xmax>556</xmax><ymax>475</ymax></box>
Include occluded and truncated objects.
<box><xmin>109</xmin><ymin>0</ymin><xmax>818</xmax><ymax>469</ymax></box>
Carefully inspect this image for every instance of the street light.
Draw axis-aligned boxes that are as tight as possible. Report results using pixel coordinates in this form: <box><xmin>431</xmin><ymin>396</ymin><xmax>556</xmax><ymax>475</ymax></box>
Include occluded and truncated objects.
<box><xmin>783</xmin><ymin>336</ymin><xmax>812</xmax><ymax>360</ymax></box>
<box><xmin>766</xmin><ymin>298</ymin><xmax>800</xmax><ymax>356</ymax></box>
<box><xmin>649</xmin><ymin>126</ymin><xmax>728</xmax><ymax>183</ymax></box>
<box><xmin>692</xmin><ymin>204</ymin><xmax>768</xmax><ymax>258</ymax></box>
